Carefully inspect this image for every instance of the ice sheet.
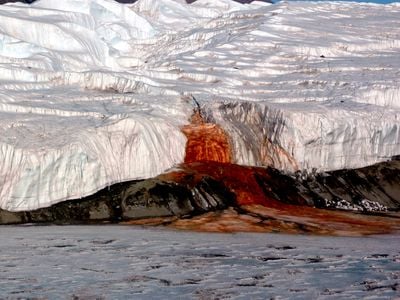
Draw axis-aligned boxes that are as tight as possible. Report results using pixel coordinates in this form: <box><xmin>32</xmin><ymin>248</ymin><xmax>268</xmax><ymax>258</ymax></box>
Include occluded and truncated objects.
<box><xmin>0</xmin><ymin>0</ymin><xmax>399</xmax><ymax>210</ymax></box>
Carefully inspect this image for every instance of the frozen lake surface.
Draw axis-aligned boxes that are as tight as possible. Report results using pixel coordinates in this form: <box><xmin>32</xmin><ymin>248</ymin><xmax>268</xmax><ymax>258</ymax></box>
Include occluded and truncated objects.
<box><xmin>0</xmin><ymin>225</ymin><xmax>399</xmax><ymax>299</ymax></box>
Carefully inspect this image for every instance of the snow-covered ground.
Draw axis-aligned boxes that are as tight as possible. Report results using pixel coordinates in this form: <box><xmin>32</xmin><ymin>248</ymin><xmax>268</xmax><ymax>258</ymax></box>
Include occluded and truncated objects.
<box><xmin>1</xmin><ymin>0</ymin><xmax>399</xmax><ymax>210</ymax></box>
<box><xmin>0</xmin><ymin>225</ymin><xmax>399</xmax><ymax>299</ymax></box>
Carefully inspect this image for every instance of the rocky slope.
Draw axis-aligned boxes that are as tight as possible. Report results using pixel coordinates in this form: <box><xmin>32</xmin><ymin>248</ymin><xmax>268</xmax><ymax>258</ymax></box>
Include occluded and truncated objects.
<box><xmin>1</xmin><ymin>157</ymin><xmax>399</xmax><ymax>235</ymax></box>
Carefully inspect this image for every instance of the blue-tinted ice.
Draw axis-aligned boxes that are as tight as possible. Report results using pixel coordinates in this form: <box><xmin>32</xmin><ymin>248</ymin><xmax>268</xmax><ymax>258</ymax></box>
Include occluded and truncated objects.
<box><xmin>0</xmin><ymin>225</ymin><xmax>399</xmax><ymax>299</ymax></box>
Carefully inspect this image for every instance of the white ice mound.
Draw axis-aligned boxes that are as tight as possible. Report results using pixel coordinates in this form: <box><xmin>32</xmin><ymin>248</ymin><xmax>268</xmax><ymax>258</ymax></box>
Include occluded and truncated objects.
<box><xmin>0</xmin><ymin>0</ymin><xmax>399</xmax><ymax>211</ymax></box>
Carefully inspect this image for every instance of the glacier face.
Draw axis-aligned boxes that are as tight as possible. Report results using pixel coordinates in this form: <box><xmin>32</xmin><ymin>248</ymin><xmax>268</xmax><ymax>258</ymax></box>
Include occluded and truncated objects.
<box><xmin>0</xmin><ymin>0</ymin><xmax>399</xmax><ymax>210</ymax></box>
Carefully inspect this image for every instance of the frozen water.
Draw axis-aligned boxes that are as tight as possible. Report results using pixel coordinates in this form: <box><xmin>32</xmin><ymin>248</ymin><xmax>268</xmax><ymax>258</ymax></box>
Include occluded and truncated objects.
<box><xmin>0</xmin><ymin>225</ymin><xmax>399</xmax><ymax>299</ymax></box>
<box><xmin>0</xmin><ymin>0</ymin><xmax>399</xmax><ymax>210</ymax></box>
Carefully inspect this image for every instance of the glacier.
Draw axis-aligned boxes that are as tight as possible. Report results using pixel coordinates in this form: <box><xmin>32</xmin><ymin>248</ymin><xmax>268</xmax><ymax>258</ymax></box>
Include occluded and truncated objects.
<box><xmin>0</xmin><ymin>0</ymin><xmax>399</xmax><ymax>211</ymax></box>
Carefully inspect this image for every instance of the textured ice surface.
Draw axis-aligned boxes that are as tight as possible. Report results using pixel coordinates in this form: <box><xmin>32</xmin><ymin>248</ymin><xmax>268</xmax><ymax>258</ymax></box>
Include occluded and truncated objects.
<box><xmin>0</xmin><ymin>0</ymin><xmax>400</xmax><ymax>210</ymax></box>
<box><xmin>0</xmin><ymin>226</ymin><xmax>399</xmax><ymax>299</ymax></box>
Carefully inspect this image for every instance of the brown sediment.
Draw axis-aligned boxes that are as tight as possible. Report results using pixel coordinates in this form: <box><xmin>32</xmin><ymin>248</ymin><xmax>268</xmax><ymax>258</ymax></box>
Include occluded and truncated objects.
<box><xmin>155</xmin><ymin>161</ymin><xmax>400</xmax><ymax>236</ymax></box>
<box><xmin>125</xmin><ymin>205</ymin><xmax>400</xmax><ymax>236</ymax></box>
<box><xmin>182</xmin><ymin>111</ymin><xmax>232</xmax><ymax>163</ymax></box>
<box><xmin>240</xmin><ymin>205</ymin><xmax>400</xmax><ymax>236</ymax></box>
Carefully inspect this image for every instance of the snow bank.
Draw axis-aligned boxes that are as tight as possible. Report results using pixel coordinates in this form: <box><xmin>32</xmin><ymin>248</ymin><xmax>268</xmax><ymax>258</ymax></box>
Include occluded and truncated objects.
<box><xmin>0</xmin><ymin>0</ymin><xmax>399</xmax><ymax>210</ymax></box>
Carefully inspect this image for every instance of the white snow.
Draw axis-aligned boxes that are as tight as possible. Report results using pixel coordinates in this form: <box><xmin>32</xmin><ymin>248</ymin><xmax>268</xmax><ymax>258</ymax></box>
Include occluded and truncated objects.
<box><xmin>0</xmin><ymin>0</ymin><xmax>399</xmax><ymax>210</ymax></box>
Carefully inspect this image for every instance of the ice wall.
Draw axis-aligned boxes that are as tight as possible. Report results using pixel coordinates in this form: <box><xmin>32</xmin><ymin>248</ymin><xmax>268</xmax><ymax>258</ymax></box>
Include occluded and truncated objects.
<box><xmin>0</xmin><ymin>0</ymin><xmax>399</xmax><ymax>210</ymax></box>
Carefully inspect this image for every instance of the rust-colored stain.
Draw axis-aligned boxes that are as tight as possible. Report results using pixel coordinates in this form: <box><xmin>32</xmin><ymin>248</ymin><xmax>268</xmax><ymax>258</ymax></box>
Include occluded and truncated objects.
<box><xmin>155</xmin><ymin>161</ymin><xmax>400</xmax><ymax>236</ymax></box>
<box><xmin>150</xmin><ymin>113</ymin><xmax>400</xmax><ymax>235</ymax></box>
<box><xmin>182</xmin><ymin>111</ymin><xmax>232</xmax><ymax>163</ymax></box>
<box><xmin>125</xmin><ymin>204</ymin><xmax>400</xmax><ymax>236</ymax></box>
<box><xmin>160</xmin><ymin>161</ymin><xmax>291</xmax><ymax>207</ymax></box>
<box><xmin>124</xmin><ymin>206</ymin><xmax>400</xmax><ymax>236</ymax></box>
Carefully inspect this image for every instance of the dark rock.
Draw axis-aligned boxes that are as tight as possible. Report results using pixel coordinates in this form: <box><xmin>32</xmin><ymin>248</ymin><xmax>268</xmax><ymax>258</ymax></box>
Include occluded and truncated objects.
<box><xmin>0</xmin><ymin>174</ymin><xmax>234</xmax><ymax>224</ymax></box>
<box><xmin>302</xmin><ymin>157</ymin><xmax>400</xmax><ymax>211</ymax></box>
<box><xmin>0</xmin><ymin>157</ymin><xmax>399</xmax><ymax>225</ymax></box>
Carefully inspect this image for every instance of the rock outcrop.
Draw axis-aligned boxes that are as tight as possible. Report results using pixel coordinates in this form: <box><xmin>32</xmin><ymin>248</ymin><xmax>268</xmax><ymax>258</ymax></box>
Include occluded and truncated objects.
<box><xmin>0</xmin><ymin>175</ymin><xmax>234</xmax><ymax>225</ymax></box>
<box><xmin>1</xmin><ymin>157</ymin><xmax>399</xmax><ymax>235</ymax></box>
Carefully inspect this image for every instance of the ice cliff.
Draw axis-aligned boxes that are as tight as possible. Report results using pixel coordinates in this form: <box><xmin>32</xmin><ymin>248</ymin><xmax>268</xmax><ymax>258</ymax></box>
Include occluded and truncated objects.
<box><xmin>0</xmin><ymin>0</ymin><xmax>399</xmax><ymax>211</ymax></box>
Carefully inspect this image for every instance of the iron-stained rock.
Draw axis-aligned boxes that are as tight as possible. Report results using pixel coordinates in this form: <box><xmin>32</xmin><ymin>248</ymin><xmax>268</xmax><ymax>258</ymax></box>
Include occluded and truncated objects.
<box><xmin>0</xmin><ymin>157</ymin><xmax>399</xmax><ymax>225</ymax></box>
